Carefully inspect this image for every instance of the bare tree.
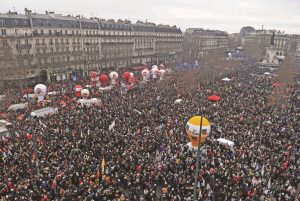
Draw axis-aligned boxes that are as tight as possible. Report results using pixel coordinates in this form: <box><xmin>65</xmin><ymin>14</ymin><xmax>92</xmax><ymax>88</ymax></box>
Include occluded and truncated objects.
<box><xmin>270</xmin><ymin>54</ymin><xmax>296</xmax><ymax>107</ymax></box>
<box><xmin>0</xmin><ymin>38</ymin><xmax>23</xmax><ymax>91</ymax></box>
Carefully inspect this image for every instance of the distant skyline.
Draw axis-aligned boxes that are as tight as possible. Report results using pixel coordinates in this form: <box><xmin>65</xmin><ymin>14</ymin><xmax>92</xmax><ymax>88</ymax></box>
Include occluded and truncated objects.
<box><xmin>1</xmin><ymin>0</ymin><xmax>300</xmax><ymax>34</ymax></box>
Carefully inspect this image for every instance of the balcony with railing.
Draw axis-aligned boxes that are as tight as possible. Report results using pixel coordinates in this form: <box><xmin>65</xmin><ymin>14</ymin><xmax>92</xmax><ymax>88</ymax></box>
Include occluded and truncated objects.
<box><xmin>15</xmin><ymin>44</ymin><xmax>32</xmax><ymax>49</ymax></box>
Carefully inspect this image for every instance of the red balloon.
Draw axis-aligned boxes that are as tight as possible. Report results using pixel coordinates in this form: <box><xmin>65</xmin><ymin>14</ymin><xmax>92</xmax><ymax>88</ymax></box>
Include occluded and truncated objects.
<box><xmin>74</xmin><ymin>85</ymin><xmax>82</xmax><ymax>92</ymax></box>
<box><xmin>99</xmin><ymin>74</ymin><xmax>109</xmax><ymax>83</ymax></box>
<box><xmin>89</xmin><ymin>71</ymin><xmax>98</xmax><ymax>78</ymax></box>
<box><xmin>122</xmin><ymin>72</ymin><xmax>131</xmax><ymax>80</ymax></box>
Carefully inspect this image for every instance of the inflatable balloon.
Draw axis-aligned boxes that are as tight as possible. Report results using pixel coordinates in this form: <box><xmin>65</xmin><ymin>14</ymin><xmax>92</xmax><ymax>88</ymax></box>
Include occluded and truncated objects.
<box><xmin>99</xmin><ymin>74</ymin><xmax>109</xmax><ymax>85</ymax></box>
<box><xmin>186</xmin><ymin>116</ymin><xmax>211</xmax><ymax>148</ymax></box>
<box><xmin>158</xmin><ymin>69</ymin><xmax>166</xmax><ymax>80</ymax></box>
<box><xmin>109</xmin><ymin>71</ymin><xmax>119</xmax><ymax>85</ymax></box>
<box><xmin>130</xmin><ymin>72</ymin><xmax>134</xmax><ymax>77</ymax></box>
<box><xmin>34</xmin><ymin>84</ymin><xmax>47</xmax><ymax>102</ymax></box>
<box><xmin>122</xmin><ymin>72</ymin><xmax>131</xmax><ymax>81</ymax></box>
<box><xmin>81</xmin><ymin>89</ymin><xmax>90</xmax><ymax>99</ymax></box>
<box><xmin>151</xmin><ymin>67</ymin><xmax>159</xmax><ymax>79</ymax></box>
<box><xmin>74</xmin><ymin>85</ymin><xmax>83</xmax><ymax>97</ymax></box>
<box><xmin>141</xmin><ymin>69</ymin><xmax>150</xmax><ymax>81</ymax></box>
<box><xmin>89</xmin><ymin>71</ymin><xmax>98</xmax><ymax>81</ymax></box>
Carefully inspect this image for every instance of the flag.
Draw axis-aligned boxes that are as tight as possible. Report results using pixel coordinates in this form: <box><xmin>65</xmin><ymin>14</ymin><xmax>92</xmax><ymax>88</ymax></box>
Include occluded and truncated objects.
<box><xmin>108</xmin><ymin>119</ymin><xmax>116</xmax><ymax>131</ymax></box>
<box><xmin>32</xmin><ymin>152</ymin><xmax>36</xmax><ymax>161</ymax></box>
<box><xmin>267</xmin><ymin>178</ymin><xmax>271</xmax><ymax>189</ymax></box>
<box><xmin>51</xmin><ymin>177</ymin><xmax>57</xmax><ymax>189</ymax></box>
<box><xmin>26</xmin><ymin>133</ymin><xmax>33</xmax><ymax>140</ymax></box>
<box><xmin>17</xmin><ymin>115</ymin><xmax>23</xmax><ymax>121</ymax></box>
<box><xmin>133</xmin><ymin>109</ymin><xmax>142</xmax><ymax>115</ymax></box>
<box><xmin>101</xmin><ymin>158</ymin><xmax>105</xmax><ymax>174</ymax></box>
<box><xmin>261</xmin><ymin>164</ymin><xmax>265</xmax><ymax>176</ymax></box>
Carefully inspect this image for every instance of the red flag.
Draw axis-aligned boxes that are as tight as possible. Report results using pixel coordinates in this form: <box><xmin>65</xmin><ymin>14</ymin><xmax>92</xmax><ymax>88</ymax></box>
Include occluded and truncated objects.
<box><xmin>17</xmin><ymin>115</ymin><xmax>24</xmax><ymax>121</ymax></box>
<box><xmin>0</xmin><ymin>112</ymin><xmax>8</xmax><ymax>119</ymax></box>
<box><xmin>32</xmin><ymin>152</ymin><xmax>36</xmax><ymax>161</ymax></box>
<box><xmin>51</xmin><ymin>177</ymin><xmax>57</xmax><ymax>189</ymax></box>
<box><xmin>26</xmin><ymin>133</ymin><xmax>33</xmax><ymax>140</ymax></box>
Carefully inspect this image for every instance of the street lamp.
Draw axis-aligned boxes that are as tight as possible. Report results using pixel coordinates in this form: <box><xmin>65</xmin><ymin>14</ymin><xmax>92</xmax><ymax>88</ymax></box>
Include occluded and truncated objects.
<box><xmin>30</xmin><ymin>112</ymin><xmax>40</xmax><ymax>175</ymax></box>
<box><xmin>193</xmin><ymin>115</ymin><xmax>203</xmax><ymax>200</ymax></box>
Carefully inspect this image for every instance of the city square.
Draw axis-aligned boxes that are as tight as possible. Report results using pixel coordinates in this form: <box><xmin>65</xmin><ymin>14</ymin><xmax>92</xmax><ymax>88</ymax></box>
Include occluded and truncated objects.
<box><xmin>0</xmin><ymin>1</ymin><xmax>300</xmax><ymax>200</ymax></box>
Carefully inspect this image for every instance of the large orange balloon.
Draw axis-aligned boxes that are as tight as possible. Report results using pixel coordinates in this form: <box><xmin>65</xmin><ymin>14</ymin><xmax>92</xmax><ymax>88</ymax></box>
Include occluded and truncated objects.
<box><xmin>186</xmin><ymin>116</ymin><xmax>211</xmax><ymax>147</ymax></box>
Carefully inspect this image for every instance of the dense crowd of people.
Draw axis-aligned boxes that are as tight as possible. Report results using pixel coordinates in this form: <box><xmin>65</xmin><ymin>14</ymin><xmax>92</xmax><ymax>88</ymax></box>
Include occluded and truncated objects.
<box><xmin>1</xmin><ymin>60</ymin><xmax>299</xmax><ymax>201</ymax></box>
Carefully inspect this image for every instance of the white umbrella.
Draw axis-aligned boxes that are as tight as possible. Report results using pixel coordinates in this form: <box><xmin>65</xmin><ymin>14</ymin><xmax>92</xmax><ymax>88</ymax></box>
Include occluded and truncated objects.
<box><xmin>221</xmin><ymin>78</ymin><xmax>231</xmax><ymax>82</ymax></box>
<box><xmin>217</xmin><ymin>138</ymin><xmax>234</xmax><ymax>147</ymax></box>
<box><xmin>174</xmin><ymin>99</ymin><xmax>183</xmax><ymax>104</ymax></box>
<box><xmin>264</xmin><ymin>72</ymin><xmax>271</xmax><ymax>75</ymax></box>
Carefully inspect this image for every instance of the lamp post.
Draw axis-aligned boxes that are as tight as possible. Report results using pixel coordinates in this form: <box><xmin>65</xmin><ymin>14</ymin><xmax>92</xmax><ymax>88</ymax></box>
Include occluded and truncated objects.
<box><xmin>30</xmin><ymin>113</ymin><xmax>40</xmax><ymax>175</ymax></box>
<box><xmin>193</xmin><ymin>115</ymin><xmax>203</xmax><ymax>200</ymax></box>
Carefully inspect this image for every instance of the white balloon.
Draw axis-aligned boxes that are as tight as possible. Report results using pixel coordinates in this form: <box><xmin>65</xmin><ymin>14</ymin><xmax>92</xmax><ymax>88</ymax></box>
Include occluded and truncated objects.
<box><xmin>109</xmin><ymin>71</ymin><xmax>119</xmax><ymax>85</ymax></box>
<box><xmin>141</xmin><ymin>69</ymin><xmax>150</xmax><ymax>81</ymax></box>
<box><xmin>81</xmin><ymin>89</ymin><xmax>90</xmax><ymax>99</ymax></box>
<box><xmin>158</xmin><ymin>69</ymin><xmax>166</xmax><ymax>80</ymax></box>
<box><xmin>34</xmin><ymin>84</ymin><xmax>47</xmax><ymax>101</ymax></box>
<box><xmin>109</xmin><ymin>71</ymin><xmax>119</xmax><ymax>80</ymax></box>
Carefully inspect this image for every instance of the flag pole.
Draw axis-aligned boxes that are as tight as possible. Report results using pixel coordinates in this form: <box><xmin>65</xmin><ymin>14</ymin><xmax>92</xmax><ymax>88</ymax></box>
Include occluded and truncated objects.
<box><xmin>193</xmin><ymin>115</ymin><xmax>203</xmax><ymax>200</ymax></box>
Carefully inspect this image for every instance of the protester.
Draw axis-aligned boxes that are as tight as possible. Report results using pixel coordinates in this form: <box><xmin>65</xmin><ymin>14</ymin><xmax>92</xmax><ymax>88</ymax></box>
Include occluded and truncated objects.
<box><xmin>0</xmin><ymin>60</ymin><xmax>299</xmax><ymax>201</ymax></box>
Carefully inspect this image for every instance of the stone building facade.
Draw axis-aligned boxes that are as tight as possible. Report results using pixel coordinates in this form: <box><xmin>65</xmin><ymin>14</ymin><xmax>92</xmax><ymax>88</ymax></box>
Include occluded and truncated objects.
<box><xmin>242</xmin><ymin>30</ymin><xmax>289</xmax><ymax>58</ymax></box>
<box><xmin>0</xmin><ymin>10</ymin><xmax>183</xmax><ymax>82</ymax></box>
<box><xmin>184</xmin><ymin>28</ymin><xmax>229</xmax><ymax>62</ymax></box>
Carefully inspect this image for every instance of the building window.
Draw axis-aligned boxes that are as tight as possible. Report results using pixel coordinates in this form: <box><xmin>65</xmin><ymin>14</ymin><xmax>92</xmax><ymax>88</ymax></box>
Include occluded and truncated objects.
<box><xmin>36</xmin><ymin>39</ymin><xmax>39</xmax><ymax>45</ymax></box>
<box><xmin>1</xmin><ymin>29</ymin><xmax>6</xmax><ymax>35</ymax></box>
<box><xmin>49</xmin><ymin>30</ymin><xmax>52</xmax><ymax>35</ymax></box>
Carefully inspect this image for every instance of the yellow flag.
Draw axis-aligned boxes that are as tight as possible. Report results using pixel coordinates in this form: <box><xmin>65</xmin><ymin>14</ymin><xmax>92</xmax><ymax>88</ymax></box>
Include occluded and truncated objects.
<box><xmin>101</xmin><ymin>158</ymin><xmax>105</xmax><ymax>174</ymax></box>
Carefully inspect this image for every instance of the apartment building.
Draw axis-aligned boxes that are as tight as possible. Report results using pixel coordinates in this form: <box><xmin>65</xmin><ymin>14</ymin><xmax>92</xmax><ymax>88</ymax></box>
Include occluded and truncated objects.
<box><xmin>0</xmin><ymin>10</ymin><xmax>183</xmax><ymax>82</ymax></box>
<box><xmin>184</xmin><ymin>28</ymin><xmax>229</xmax><ymax>62</ymax></box>
<box><xmin>242</xmin><ymin>30</ymin><xmax>289</xmax><ymax>58</ymax></box>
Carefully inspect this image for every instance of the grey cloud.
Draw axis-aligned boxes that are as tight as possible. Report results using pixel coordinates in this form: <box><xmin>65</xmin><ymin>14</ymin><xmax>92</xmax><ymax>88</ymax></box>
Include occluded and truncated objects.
<box><xmin>0</xmin><ymin>0</ymin><xmax>299</xmax><ymax>34</ymax></box>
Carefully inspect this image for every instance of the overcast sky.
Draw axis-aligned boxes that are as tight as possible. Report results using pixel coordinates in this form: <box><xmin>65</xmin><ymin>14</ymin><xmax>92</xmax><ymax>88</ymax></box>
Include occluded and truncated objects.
<box><xmin>1</xmin><ymin>0</ymin><xmax>299</xmax><ymax>34</ymax></box>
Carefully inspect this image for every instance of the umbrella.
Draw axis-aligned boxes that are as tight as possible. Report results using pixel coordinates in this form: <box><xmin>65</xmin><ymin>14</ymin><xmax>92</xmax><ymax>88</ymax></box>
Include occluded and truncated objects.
<box><xmin>264</xmin><ymin>72</ymin><xmax>271</xmax><ymax>75</ymax></box>
<box><xmin>221</xmin><ymin>77</ymin><xmax>231</xmax><ymax>82</ymax></box>
<box><xmin>207</xmin><ymin>94</ymin><xmax>221</xmax><ymax>101</ymax></box>
<box><xmin>272</xmin><ymin>82</ymin><xmax>281</xmax><ymax>87</ymax></box>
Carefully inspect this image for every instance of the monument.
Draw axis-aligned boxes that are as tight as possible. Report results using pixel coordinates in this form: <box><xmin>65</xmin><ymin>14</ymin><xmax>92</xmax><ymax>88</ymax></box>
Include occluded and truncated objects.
<box><xmin>257</xmin><ymin>32</ymin><xmax>280</xmax><ymax>68</ymax></box>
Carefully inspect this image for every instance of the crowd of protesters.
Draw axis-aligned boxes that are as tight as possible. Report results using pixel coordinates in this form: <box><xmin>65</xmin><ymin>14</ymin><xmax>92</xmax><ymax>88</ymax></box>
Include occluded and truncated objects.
<box><xmin>0</xmin><ymin>60</ymin><xmax>299</xmax><ymax>201</ymax></box>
